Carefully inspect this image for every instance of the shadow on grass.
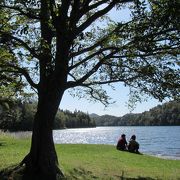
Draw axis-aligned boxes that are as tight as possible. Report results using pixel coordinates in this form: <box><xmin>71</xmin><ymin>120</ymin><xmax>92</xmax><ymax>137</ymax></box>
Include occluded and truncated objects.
<box><xmin>114</xmin><ymin>171</ymin><xmax>162</xmax><ymax>180</ymax></box>
<box><xmin>67</xmin><ymin>168</ymin><xmax>98</xmax><ymax>179</ymax></box>
<box><xmin>0</xmin><ymin>142</ymin><xmax>6</xmax><ymax>146</ymax></box>
<box><xmin>67</xmin><ymin>168</ymin><xmax>161</xmax><ymax>180</ymax></box>
<box><xmin>118</xmin><ymin>177</ymin><xmax>161</xmax><ymax>180</ymax></box>
<box><xmin>0</xmin><ymin>164</ymin><xmax>25</xmax><ymax>180</ymax></box>
<box><xmin>0</xmin><ymin>166</ymin><xmax>162</xmax><ymax>180</ymax></box>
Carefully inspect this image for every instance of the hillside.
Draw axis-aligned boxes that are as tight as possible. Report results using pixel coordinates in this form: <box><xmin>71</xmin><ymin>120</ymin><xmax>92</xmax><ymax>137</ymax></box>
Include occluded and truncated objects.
<box><xmin>91</xmin><ymin>101</ymin><xmax>180</xmax><ymax>126</ymax></box>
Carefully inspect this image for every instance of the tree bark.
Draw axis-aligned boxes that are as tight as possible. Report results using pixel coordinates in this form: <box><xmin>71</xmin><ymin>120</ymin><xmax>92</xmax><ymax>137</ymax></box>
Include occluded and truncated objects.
<box><xmin>22</xmin><ymin>86</ymin><xmax>65</xmax><ymax>180</ymax></box>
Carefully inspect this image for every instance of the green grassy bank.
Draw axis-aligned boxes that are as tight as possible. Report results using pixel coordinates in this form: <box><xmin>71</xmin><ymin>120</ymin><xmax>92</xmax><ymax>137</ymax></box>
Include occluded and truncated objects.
<box><xmin>0</xmin><ymin>133</ymin><xmax>180</xmax><ymax>179</ymax></box>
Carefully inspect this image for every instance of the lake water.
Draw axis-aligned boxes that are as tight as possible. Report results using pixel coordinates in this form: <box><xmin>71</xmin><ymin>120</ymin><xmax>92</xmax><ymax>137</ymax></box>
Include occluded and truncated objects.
<box><xmin>53</xmin><ymin>126</ymin><xmax>180</xmax><ymax>160</ymax></box>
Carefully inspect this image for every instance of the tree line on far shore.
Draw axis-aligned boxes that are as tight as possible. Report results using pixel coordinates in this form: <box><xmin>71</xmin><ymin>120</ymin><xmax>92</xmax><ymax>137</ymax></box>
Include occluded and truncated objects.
<box><xmin>0</xmin><ymin>98</ymin><xmax>96</xmax><ymax>131</ymax></box>
<box><xmin>0</xmin><ymin>99</ymin><xmax>179</xmax><ymax>131</ymax></box>
<box><xmin>92</xmin><ymin>101</ymin><xmax>180</xmax><ymax>126</ymax></box>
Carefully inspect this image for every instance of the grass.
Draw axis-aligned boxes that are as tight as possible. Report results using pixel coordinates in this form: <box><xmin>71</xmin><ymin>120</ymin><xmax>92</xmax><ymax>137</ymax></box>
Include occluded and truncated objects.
<box><xmin>0</xmin><ymin>133</ymin><xmax>180</xmax><ymax>180</ymax></box>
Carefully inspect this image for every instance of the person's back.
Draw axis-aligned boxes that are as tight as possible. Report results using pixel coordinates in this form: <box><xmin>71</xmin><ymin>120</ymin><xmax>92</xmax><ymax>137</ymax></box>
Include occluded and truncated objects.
<box><xmin>116</xmin><ymin>134</ymin><xmax>127</xmax><ymax>151</ymax></box>
<box><xmin>128</xmin><ymin>135</ymin><xmax>139</xmax><ymax>153</ymax></box>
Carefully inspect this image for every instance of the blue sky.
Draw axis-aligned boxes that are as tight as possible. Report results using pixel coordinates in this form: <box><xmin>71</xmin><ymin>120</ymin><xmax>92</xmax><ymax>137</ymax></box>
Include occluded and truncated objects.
<box><xmin>60</xmin><ymin>83</ymin><xmax>161</xmax><ymax>117</ymax></box>
<box><xmin>60</xmin><ymin>4</ymin><xmax>162</xmax><ymax>117</ymax></box>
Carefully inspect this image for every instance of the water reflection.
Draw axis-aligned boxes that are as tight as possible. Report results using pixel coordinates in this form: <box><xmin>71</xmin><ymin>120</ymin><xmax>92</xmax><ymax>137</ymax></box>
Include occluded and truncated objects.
<box><xmin>53</xmin><ymin>126</ymin><xmax>180</xmax><ymax>160</ymax></box>
<box><xmin>6</xmin><ymin>126</ymin><xmax>180</xmax><ymax>160</ymax></box>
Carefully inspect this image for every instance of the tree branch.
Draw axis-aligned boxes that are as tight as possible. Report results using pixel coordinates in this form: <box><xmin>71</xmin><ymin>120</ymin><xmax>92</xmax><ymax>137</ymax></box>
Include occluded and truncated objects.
<box><xmin>70</xmin><ymin>25</ymin><xmax>120</xmax><ymax>58</ymax></box>
<box><xmin>49</xmin><ymin>0</ymin><xmax>58</xmax><ymax>28</ymax></box>
<box><xmin>67</xmin><ymin>50</ymin><xmax>118</xmax><ymax>88</ymax></box>
<box><xmin>75</xmin><ymin>1</ymin><xmax>117</xmax><ymax>35</ymax></box>
<box><xmin>59</xmin><ymin>1</ymin><xmax>71</xmax><ymax>20</ymax></box>
<box><xmin>0</xmin><ymin>32</ymin><xmax>40</xmax><ymax>59</ymax></box>
<box><xmin>82</xmin><ymin>74</ymin><xmax>144</xmax><ymax>86</ymax></box>
<box><xmin>0</xmin><ymin>5</ymin><xmax>40</xmax><ymax>19</ymax></box>
<box><xmin>69</xmin><ymin>47</ymin><xmax>119</xmax><ymax>71</ymax></box>
<box><xmin>1</xmin><ymin>64</ymin><xmax>38</xmax><ymax>89</ymax></box>
<box><xmin>73</xmin><ymin>0</ymin><xmax>109</xmax><ymax>24</ymax></box>
<box><xmin>73</xmin><ymin>0</ymin><xmax>133</xmax><ymax>36</ymax></box>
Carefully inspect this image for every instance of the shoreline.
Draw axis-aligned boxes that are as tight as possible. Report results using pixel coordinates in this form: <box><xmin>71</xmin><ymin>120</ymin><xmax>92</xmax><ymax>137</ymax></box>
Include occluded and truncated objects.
<box><xmin>1</xmin><ymin>130</ymin><xmax>180</xmax><ymax>161</ymax></box>
<box><xmin>145</xmin><ymin>153</ymin><xmax>180</xmax><ymax>160</ymax></box>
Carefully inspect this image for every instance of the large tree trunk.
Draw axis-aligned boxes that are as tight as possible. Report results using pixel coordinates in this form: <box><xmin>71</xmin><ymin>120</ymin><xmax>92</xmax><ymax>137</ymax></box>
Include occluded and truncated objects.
<box><xmin>22</xmin><ymin>87</ymin><xmax>65</xmax><ymax>180</ymax></box>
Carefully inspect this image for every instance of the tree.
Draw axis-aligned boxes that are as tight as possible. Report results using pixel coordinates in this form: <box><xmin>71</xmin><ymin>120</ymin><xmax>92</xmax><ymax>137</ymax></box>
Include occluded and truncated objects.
<box><xmin>0</xmin><ymin>40</ymin><xmax>25</xmax><ymax>99</ymax></box>
<box><xmin>0</xmin><ymin>8</ymin><xmax>27</xmax><ymax>109</ymax></box>
<box><xmin>0</xmin><ymin>0</ymin><xmax>179</xmax><ymax>179</ymax></box>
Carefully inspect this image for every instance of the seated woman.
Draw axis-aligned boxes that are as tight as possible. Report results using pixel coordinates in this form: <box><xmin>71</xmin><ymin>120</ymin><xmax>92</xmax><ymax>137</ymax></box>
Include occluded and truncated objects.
<box><xmin>116</xmin><ymin>134</ymin><xmax>127</xmax><ymax>151</ymax></box>
<box><xmin>128</xmin><ymin>135</ymin><xmax>140</xmax><ymax>153</ymax></box>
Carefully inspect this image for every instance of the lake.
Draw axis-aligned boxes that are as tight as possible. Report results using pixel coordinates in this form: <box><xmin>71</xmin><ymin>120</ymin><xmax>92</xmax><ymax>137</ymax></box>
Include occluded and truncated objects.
<box><xmin>53</xmin><ymin>126</ymin><xmax>180</xmax><ymax>160</ymax></box>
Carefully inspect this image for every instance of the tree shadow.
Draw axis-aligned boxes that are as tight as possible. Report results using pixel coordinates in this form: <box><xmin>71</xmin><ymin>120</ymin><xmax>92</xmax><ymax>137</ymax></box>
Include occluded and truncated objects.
<box><xmin>68</xmin><ymin>168</ymin><xmax>161</xmax><ymax>180</ymax></box>
<box><xmin>0</xmin><ymin>142</ymin><xmax>6</xmax><ymax>146</ymax></box>
<box><xmin>0</xmin><ymin>164</ymin><xmax>25</xmax><ymax>180</ymax></box>
<box><xmin>67</xmin><ymin>168</ymin><xmax>98</xmax><ymax>179</ymax></box>
<box><xmin>118</xmin><ymin>177</ymin><xmax>161</xmax><ymax>180</ymax></box>
<box><xmin>114</xmin><ymin>172</ymin><xmax>162</xmax><ymax>180</ymax></box>
<box><xmin>0</xmin><ymin>166</ymin><xmax>162</xmax><ymax>180</ymax></box>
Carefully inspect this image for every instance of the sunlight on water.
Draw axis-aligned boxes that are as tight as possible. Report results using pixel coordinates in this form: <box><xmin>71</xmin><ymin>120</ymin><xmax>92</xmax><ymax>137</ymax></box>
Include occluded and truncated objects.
<box><xmin>53</xmin><ymin>126</ymin><xmax>180</xmax><ymax>160</ymax></box>
<box><xmin>53</xmin><ymin>127</ymin><xmax>117</xmax><ymax>144</ymax></box>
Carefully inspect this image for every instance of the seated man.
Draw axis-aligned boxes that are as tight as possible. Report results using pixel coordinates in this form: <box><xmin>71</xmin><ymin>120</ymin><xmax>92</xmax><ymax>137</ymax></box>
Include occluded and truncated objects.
<box><xmin>128</xmin><ymin>135</ymin><xmax>140</xmax><ymax>153</ymax></box>
<box><xmin>116</xmin><ymin>134</ymin><xmax>127</xmax><ymax>151</ymax></box>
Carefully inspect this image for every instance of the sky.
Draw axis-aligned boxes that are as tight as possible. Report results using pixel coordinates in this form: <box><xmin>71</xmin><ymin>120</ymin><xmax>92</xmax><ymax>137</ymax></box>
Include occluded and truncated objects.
<box><xmin>60</xmin><ymin>83</ymin><xmax>162</xmax><ymax>117</ymax></box>
<box><xmin>60</xmin><ymin>4</ymin><xmax>163</xmax><ymax>117</ymax></box>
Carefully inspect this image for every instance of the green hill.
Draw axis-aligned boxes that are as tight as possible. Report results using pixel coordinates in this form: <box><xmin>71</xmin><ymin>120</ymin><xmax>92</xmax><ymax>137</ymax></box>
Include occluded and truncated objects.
<box><xmin>92</xmin><ymin>101</ymin><xmax>180</xmax><ymax>126</ymax></box>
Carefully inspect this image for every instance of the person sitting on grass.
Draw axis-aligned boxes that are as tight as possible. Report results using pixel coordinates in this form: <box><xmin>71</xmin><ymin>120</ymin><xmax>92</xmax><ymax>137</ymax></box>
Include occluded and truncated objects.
<box><xmin>116</xmin><ymin>134</ymin><xmax>127</xmax><ymax>151</ymax></box>
<box><xmin>128</xmin><ymin>135</ymin><xmax>140</xmax><ymax>154</ymax></box>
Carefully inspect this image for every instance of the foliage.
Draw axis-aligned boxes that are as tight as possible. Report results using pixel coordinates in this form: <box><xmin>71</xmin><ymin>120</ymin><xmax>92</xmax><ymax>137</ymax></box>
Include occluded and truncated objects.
<box><xmin>0</xmin><ymin>99</ymin><xmax>95</xmax><ymax>131</ymax></box>
<box><xmin>0</xmin><ymin>43</ymin><xmax>25</xmax><ymax>99</ymax></box>
<box><xmin>0</xmin><ymin>9</ymin><xmax>26</xmax><ymax>99</ymax></box>
<box><xmin>93</xmin><ymin>100</ymin><xmax>180</xmax><ymax>126</ymax></box>
<box><xmin>0</xmin><ymin>0</ymin><xmax>179</xmax><ymax>105</ymax></box>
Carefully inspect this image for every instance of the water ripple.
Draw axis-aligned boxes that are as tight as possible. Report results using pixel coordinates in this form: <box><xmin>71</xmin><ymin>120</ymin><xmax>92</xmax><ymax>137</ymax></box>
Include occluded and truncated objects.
<box><xmin>53</xmin><ymin>126</ymin><xmax>180</xmax><ymax>160</ymax></box>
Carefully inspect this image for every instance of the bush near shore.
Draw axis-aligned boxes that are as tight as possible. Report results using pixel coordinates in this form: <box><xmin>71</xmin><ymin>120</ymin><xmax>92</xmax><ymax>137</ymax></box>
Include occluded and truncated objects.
<box><xmin>0</xmin><ymin>133</ymin><xmax>180</xmax><ymax>180</ymax></box>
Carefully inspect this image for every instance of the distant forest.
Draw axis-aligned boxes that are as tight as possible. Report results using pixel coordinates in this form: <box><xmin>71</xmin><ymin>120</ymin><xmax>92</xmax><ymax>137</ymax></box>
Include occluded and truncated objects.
<box><xmin>92</xmin><ymin>101</ymin><xmax>180</xmax><ymax>126</ymax></box>
<box><xmin>0</xmin><ymin>99</ymin><xmax>179</xmax><ymax>131</ymax></box>
<box><xmin>0</xmin><ymin>99</ymin><xmax>95</xmax><ymax>131</ymax></box>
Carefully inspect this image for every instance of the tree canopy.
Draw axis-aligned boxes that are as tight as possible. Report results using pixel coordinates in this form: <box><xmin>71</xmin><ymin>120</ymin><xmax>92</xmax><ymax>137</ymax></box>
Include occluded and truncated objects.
<box><xmin>0</xmin><ymin>0</ymin><xmax>179</xmax><ymax>104</ymax></box>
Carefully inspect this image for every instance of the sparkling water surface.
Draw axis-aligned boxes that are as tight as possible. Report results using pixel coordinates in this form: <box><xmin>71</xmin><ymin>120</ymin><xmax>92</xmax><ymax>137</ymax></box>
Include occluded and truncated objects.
<box><xmin>53</xmin><ymin>126</ymin><xmax>180</xmax><ymax>160</ymax></box>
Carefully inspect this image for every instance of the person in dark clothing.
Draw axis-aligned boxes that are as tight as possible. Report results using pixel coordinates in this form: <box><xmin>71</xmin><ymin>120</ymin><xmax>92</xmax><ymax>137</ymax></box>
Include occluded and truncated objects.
<box><xmin>116</xmin><ymin>134</ymin><xmax>127</xmax><ymax>151</ymax></box>
<box><xmin>128</xmin><ymin>135</ymin><xmax>140</xmax><ymax>153</ymax></box>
